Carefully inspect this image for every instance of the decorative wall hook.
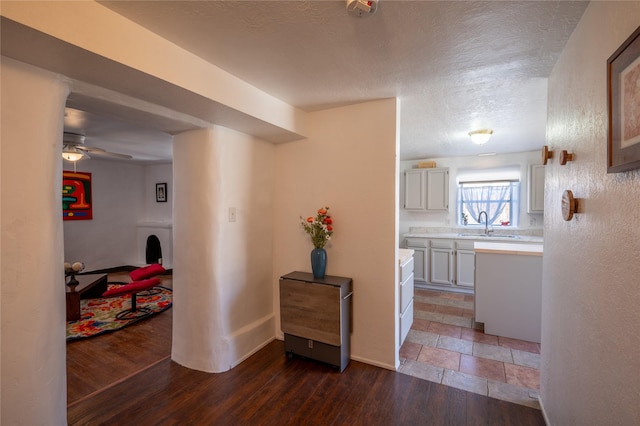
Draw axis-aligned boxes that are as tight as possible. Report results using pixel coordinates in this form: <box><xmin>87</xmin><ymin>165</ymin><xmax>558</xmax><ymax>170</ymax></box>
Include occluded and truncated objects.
<box><xmin>559</xmin><ymin>150</ymin><xmax>574</xmax><ymax>165</ymax></box>
<box><xmin>561</xmin><ymin>190</ymin><xmax>580</xmax><ymax>221</ymax></box>
<box><xmin>542</xmin><ymin>146</ymin><xmax>554</xmax><ymax>165</ymax></box>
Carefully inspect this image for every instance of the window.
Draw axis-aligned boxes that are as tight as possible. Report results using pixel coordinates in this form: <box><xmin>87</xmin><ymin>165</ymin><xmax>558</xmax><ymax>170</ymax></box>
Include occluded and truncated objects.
<box><xmin>458</xmin><ymin>181</ymin><xmax>520</xmax><ymax>227</ymax></box>
<box><xmin>457</xmin><ymin>167</ymin><xmax>521</xmax><ymax>227</ymax></box>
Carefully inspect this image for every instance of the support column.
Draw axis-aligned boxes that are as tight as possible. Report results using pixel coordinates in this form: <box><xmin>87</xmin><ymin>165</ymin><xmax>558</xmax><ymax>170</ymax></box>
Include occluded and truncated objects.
<box><xmin>1</xmin><ymin>58</ymin><xmax>69</xmax><ymax>424</ymax></box>
<box><xmin>171</xmin><ymin>127</ymin><xmax>231</xmax><ymax>372</ymax></box>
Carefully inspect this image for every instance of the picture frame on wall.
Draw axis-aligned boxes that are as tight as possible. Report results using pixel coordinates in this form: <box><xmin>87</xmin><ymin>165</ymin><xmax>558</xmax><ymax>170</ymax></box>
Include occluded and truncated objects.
<box><xmin>156</xmin><ymin>183</ymin><xmax>167</xmax><ymax>202</ymax></box>
<box><xmin>607</xmin><ymin>25</ymin><xmax>640</xmax><ymax>173</ymax></box>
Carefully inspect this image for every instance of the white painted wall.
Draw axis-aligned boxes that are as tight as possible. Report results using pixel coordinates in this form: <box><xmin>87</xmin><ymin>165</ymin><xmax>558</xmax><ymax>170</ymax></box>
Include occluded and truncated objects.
<box><xmin>399</xmin><ymin>150</ymin><xmax>544</xmax><ymax>241</ymax></box>
<box><xmin>172</xmin><ymin>126</ymin><xmax>275</xmax><ymax>372</ymax></box>
<box><xmin>63</xmin><ymin>160</ymin><xmax>144</xmax><ymax>271</ymax></box>
<box><xmin>1</xmin><ymin>58</ymin><xmax>68</xmax><ymax>425</ymax></box>
<box><xmin>273</xmin><ymin>99</ymin><xmax>399</xmax><ymax>369</ymax></box>
<box><xmin>542</xmin><ymin>2</ymin><xmax>640</xmax><ymax>424</ymax></box>
<box><xmin>63</xmin><ymin>162</ymin><xmax>174</xmax><ymax>270</ymax></box>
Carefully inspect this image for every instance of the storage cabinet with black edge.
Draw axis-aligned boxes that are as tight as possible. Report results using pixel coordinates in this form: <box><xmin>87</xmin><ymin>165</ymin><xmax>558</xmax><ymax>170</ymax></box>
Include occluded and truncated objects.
<box><xmin>404</xmin><ymin>168</ymin><xmax>450</xmax><ymax>211</ymax></box>
<box><xmin>279</xmin><ymin>271</ymin><xmax>352</xmax><ymax>372</ymax></box>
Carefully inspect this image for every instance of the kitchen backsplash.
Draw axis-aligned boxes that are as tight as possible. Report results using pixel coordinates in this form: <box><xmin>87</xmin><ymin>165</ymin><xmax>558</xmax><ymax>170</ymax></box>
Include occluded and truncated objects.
<box><xmin>409</xmin><ymin>226</ymin><xmax>544</xmax><ymax>237</ymax></box>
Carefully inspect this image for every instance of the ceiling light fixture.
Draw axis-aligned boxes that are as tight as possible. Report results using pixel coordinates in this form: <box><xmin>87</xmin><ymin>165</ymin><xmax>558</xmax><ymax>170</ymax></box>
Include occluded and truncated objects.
<box><xmin>62</xmin><ymin>145</ymin><xmax>85</xmax><ymax>162</ymax></box>
<box><xmin>346</xmin><ymin>0</ymin><xmax>378</xmax><ymax>17</ymax></box>
<box><xmin>468</xmin><ymin>129</ymin><xmax>493</xmax><ymax>145</ymax></box>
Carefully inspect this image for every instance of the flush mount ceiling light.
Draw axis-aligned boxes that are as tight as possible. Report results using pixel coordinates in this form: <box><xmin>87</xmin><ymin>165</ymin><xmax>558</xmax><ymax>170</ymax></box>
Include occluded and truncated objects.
<box><xmin>468</xmin><ymin>129</ymin><xmax>493</xmax><ymax>145</ymax></box>
<box><xmin>62</xmin><ymin>145</ymin><xmax>86</xmax><ymax>162</ymax></box>
<box><xmin>346</xmin><ymin>0</ymin><xmax>378</xmax><ymax>17</ymax></box>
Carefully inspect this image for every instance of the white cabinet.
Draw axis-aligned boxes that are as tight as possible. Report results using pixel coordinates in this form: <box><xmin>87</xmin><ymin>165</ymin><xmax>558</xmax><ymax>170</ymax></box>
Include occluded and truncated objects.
<box><xmin>398</xmin><ymin>251</ymin><xmax>414</xmax><ymax>346</ymax></box>
<box><xmin>405</xmin><ymin>238</ymin><xmax>429</xmax><ymax>283</ymax></box>
<box><xmin>455</xmin><ymin>241</ymin><xmax>475</xmax><ymax>288</ymax></box>
<box><xmin>404</xmin><ymin>168</ymin><xmax>449</xmax><ymax>211</ymax></box>
<box><xmin>527</xmin><ymin>164</ymin><xmax>545</xmax><ymax>213</ymax></box>
<box><xmin>405</xmin><ymin>237</ymin><xmax>475</xmax><ymax>291</ymax></box>
<box><xmin>426</xmin><ymin>169</ymin><xmax>449</xmax><ymax>211</ymax></box>
<box><xmin>404</xmin><ymin>169</ymin><xmax>426</xmax><ymax>210</ymax></box>
<box><xmin>430</xmin><ymin>240</ymin><xmax>454</xmax><ymax>285</ymax></box>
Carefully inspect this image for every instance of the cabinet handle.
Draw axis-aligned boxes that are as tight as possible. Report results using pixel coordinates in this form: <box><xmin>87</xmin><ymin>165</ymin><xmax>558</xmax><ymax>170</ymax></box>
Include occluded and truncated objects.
<box><xmin>343</xmin><ymin>292</ymin><xmax>353</xmax><ymax>300</ymax></box>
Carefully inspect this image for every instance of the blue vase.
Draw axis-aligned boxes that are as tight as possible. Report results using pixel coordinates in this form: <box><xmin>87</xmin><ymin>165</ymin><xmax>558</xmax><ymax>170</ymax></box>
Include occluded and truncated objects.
<box><xmin>310</xmin><ymin>247</ymin><xmax>327</xmax><ymax>279</ymax></box>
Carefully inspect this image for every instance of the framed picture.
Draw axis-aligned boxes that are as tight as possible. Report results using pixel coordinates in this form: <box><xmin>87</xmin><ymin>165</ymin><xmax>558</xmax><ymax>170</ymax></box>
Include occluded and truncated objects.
<box><xmin>156</xmin><ymin>183</ymin><xmax>167</xmax><ymax>202</ymax></box>
<box><xmin>607</xmin><ymin>25</ymin><xmax>640</xmax><ymax>173</ymax></box>
<box><xmin>63</xmin><ymin>171</ymin><xmax>93</xmax><ymax>220</ymax></box>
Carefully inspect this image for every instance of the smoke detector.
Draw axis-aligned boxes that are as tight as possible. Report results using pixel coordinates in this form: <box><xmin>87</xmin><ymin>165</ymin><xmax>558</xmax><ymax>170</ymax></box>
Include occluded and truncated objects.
<box><xmin>346</xmin><ymin>0</ymin><xmax>378</xmax><ymax>17</ymax></box>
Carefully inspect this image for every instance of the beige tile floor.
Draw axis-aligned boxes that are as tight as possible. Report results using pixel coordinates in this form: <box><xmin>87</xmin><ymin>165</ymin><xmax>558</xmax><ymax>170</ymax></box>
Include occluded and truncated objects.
<box><xmin>398</xmin><ymin>288</ymin><xmax>541</xmax><ymax>409</ymax></box>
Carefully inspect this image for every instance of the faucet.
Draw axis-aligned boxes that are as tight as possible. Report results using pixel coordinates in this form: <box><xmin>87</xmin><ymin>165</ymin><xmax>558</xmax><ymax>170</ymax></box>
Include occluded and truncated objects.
<box><xmin>477</xmin><ymin>211</ymin><xmax>489</xmax><ymax>235</ymax></box>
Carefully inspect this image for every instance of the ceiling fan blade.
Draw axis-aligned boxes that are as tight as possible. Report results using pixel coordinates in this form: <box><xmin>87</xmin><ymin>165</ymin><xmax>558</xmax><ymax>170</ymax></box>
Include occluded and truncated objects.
<box><xmin>84</xmin><ymin>150</ymin><xmax>133</xmax><ymax>160</ymax></box>
<box><xmin>77</xmin><ymin>146</ymin><xmax>105</xmax><ymax>153</ymax></box>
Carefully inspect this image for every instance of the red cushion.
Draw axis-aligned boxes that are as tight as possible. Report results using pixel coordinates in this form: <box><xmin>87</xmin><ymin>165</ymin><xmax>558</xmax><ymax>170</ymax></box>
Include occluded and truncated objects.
<box><xmin>102</xmin><ymin>277</ymin><xmax>161</xmax><ymax>297</ymax></box>
<box><xmin>130</xmin><ymin>264</ymin><xmax>166</xmax><ymax>281</ymax></box>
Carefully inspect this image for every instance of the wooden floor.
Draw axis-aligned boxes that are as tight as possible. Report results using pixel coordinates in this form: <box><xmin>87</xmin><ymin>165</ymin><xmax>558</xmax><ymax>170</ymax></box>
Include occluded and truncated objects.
<box><xmin>67</xmin><ymin>273</ymin><xmax>545</xmax><ymax>425</ymax></box>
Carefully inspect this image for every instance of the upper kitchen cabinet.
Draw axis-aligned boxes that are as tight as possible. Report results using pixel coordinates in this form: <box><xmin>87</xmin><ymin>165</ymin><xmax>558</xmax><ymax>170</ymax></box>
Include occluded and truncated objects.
<box><xmin>404</xmin><ymin>168</ymin><xmax>449</xmax><ymax>211</ymax></box>
<box><xmin>527</xmin><ymin>164</ymin><xmax>545</xmax><ymax>213</ymax></box>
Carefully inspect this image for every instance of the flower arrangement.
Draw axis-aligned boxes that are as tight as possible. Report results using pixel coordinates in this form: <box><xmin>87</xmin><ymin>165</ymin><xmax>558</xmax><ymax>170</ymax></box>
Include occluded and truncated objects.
<box><xmin>300</xmin><ymin>206</ymin><xmax>333</xmax><ymax>249</ymax></box>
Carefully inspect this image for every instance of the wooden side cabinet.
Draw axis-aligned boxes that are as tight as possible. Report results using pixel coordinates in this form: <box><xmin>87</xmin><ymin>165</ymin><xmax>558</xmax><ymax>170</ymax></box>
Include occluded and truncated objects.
<box><xmin>279</xmin><ymin>271</ymin><xmax>353</xmax><ymax>372</ymax></box>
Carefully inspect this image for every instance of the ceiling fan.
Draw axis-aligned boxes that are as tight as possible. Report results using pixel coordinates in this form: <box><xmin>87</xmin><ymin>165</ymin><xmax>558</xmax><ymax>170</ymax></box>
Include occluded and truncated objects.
<box><xmin>62</xmin><ymin>132</ymin><xmax>133</xmax><ymax>162</ymax></box>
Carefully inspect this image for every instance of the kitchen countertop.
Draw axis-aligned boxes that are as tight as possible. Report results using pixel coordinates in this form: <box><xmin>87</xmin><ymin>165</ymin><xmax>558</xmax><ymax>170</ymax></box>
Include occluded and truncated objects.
<box><xmin>398</xmin><ymin>248</ymin><xmax>414</xmax><ymax>264</ymax></box>
<box><xmin>404</xmin><ymin>232</ymin><xmax>543</xmax><ymax>243</ymax></box>
<box><xmin>474</xmin><ymin>241</ymin><xmax>543</xmax><ymax>256</ymax></box>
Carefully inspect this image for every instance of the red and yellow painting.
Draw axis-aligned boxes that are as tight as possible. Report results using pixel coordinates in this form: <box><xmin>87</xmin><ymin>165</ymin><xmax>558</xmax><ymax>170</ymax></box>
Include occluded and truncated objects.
<box><xmin>63</xmin><ymin>171</ymin><xmax>92</xmax><ymax>220</ymax></box>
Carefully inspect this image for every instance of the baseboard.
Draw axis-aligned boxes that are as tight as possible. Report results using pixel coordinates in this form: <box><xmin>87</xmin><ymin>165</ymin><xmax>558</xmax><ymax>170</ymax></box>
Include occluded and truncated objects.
<box><xmin>538</xmin><ymin>395</ymin><xmax>550</xmax><ymax>425</ymax></box>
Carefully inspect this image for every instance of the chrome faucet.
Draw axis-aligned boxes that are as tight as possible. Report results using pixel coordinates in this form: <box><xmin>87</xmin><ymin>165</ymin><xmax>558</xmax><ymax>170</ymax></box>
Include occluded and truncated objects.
<box><xmin>477</xmin><ymin>211</ymin><xmax>489</xmax><ymax>235</ymax></box>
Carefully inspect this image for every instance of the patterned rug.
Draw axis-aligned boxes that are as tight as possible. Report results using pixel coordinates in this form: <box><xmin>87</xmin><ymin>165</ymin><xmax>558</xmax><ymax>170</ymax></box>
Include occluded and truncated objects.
<box><xmin>66</xmin><ymin>284</ymin><xmax>172</xmax><ymax>341</ymax></box>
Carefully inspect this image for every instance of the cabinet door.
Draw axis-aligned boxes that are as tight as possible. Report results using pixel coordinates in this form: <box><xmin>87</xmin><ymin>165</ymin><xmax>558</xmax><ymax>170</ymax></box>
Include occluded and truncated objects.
<box><xmin>404</xmin><ymin>169</ymin><xmax>426</xmax><ymax>210</ymax></box>
<box><xmin>408</xmin><ymin>246</ymin><xmax>428</xmax><ymax>283</ymax></box>
<box><xmin>430</xmin><ymin>247</ymin><xmax>454</xmax><ymax>285</ymax></box>
<box><xmin>456</xmin><ymin>249</ymin><xmax>475</xmax><ymax>288</ymax></box>
<box><xmin>527</xmin><ymin>164</ymin><xmax>545</xmax><ymax>213</ymax></box>
<box><xmin>280</xmin><ymin>279</ymin><xmax>341</xmax><ymax>346</ymax></box>
<box><xmin>426</xmin><ymin>169</ymin><xmax>449</xmax><ymax>211</ymax></box>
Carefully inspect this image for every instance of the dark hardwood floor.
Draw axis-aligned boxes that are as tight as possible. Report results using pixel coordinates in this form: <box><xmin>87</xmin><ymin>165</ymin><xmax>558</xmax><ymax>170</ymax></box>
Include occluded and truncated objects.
<box><xmin>67</xmin><ymin>272</ymin><xmax>544</xmax><ymax>425</ymax></box>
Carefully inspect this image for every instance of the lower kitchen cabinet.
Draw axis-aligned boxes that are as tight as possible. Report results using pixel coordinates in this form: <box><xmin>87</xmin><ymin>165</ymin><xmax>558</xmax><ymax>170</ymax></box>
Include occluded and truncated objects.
<box><xmin>398</xmin><ymin>250</ymin><xmax>414</xmax><ymax>346</ymax></box>
<box><xmin>279</xmin><ymin>271</ymin><xmax>352</xmax><ymax>372</ymax></box>
<box><xmin>406</xmin><ymin>237</ymin><xmax>475</xmax><ymax>292</ymax></box>
<box><xmin>455</xmin><ymin>240</ymin><xmax>476</xmax><ymax>288</ymax></box>
<box><xmin>430</xmin><ymin>240</ymin><xmax>454</xmax><ymax>285</ymax></box>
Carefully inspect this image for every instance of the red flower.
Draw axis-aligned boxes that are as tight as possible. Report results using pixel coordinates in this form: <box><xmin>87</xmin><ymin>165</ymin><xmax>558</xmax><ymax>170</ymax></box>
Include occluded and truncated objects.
<box><xmin>306</xmin><ymin>217</ymin><xmax>314</xmax><ymax>223</ymax></box>
<box><xmin>323</xmin><ymin>217</ymin><xmax>332</xmax><ymax>225</ymax></box>
<box><xmin>318</xmin><ymin>208</ymin><xmax>327</xmax><ymax>215</ymax></box>
<box><xmin>327</xmin><ymin>225</ymin><xmax>333</xmax><ymax>231</ymax></box>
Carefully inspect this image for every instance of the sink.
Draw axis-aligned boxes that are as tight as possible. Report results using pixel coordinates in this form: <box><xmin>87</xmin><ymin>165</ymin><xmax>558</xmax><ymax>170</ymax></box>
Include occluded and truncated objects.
<box><xmin>457</xmin><ymin>233</ymin><xmax>520</xmax><ymax>239</ymax></box>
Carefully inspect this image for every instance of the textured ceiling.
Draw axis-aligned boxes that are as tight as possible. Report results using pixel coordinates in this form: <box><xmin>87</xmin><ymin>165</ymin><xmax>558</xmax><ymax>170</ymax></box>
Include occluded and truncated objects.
<box><xmin>80</xmin><ymin>0</ymin><xmax>588</xmax><ymax>161</ymax></box>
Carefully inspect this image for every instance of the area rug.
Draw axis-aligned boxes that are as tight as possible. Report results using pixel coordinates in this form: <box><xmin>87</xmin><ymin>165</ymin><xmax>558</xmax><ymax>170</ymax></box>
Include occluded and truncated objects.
<box><xmin>66</xmin><ymin>284</ymin><xmax>172</xmax><ymax>342</ymax></box>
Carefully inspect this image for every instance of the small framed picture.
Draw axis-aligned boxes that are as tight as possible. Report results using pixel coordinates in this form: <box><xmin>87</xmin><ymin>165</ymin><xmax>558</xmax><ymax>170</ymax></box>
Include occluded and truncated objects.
<box><xmin>607</xmin><ymin>25</ymin><xmax>640</xmax><ymax>173</ymax></box>
<box><xmin>156</xmin><ymin>183</ymin><xmax>167</xmax><ymax>202</ymax></box>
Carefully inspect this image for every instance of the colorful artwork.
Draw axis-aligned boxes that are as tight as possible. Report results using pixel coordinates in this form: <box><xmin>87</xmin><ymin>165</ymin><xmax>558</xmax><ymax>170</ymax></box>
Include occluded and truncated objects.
<box><xmin>63</xmin><ymin>171</ymin><xmax>92</xmax><ymax>220</ymax></box>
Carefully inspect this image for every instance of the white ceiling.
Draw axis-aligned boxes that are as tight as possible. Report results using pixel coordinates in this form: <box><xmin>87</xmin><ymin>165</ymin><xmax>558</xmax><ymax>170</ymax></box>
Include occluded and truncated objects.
<box><xmin>65</xmin><ymin>0</ymin><xmax>588</xmax><ymax>163</ymax></box>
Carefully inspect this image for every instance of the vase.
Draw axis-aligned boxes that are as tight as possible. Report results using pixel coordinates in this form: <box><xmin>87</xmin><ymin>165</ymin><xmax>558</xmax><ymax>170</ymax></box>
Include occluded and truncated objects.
<box><xmin>310</xmin><ymin>247</ymin><xmax>327</xmax><ymax>279</ymax></box>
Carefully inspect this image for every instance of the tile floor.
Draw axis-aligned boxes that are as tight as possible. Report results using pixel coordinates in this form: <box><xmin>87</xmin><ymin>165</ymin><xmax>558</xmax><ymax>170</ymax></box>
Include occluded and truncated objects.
<box><xmin>398</xmin><ymin>288</ymin><xmax>541</xmax><ymax>409</ymax></box>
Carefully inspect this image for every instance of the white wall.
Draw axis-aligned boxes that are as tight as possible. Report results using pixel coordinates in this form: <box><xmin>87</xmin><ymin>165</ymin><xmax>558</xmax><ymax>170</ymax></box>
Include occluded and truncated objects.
<box><xmin>399</xmin><ymin>150</ymin><xmax>544</xmax><ymax>239</ymax></box>
<box><xmin>273</xmin><ymin>99</ymin><xmax>400</xmax><ymax>369</ymax></box>
<box><xmin>63</xmin><ymin>161</ymin><xmax>175</xmax><ymax>270</ymax></box>
<box><xmin>63</xmin><ymin>160</ymin><xmax>144</xmax><ymax>271</ymax></box>
<box><xmin>1</xmin><ymin>58</ymin><xmax>68</xmax><ymax>425</ymax></box>
<box><xmin>542</xmin><ymin>2</ymin><xmax>640</xmax><ymax>424</ymax></box>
